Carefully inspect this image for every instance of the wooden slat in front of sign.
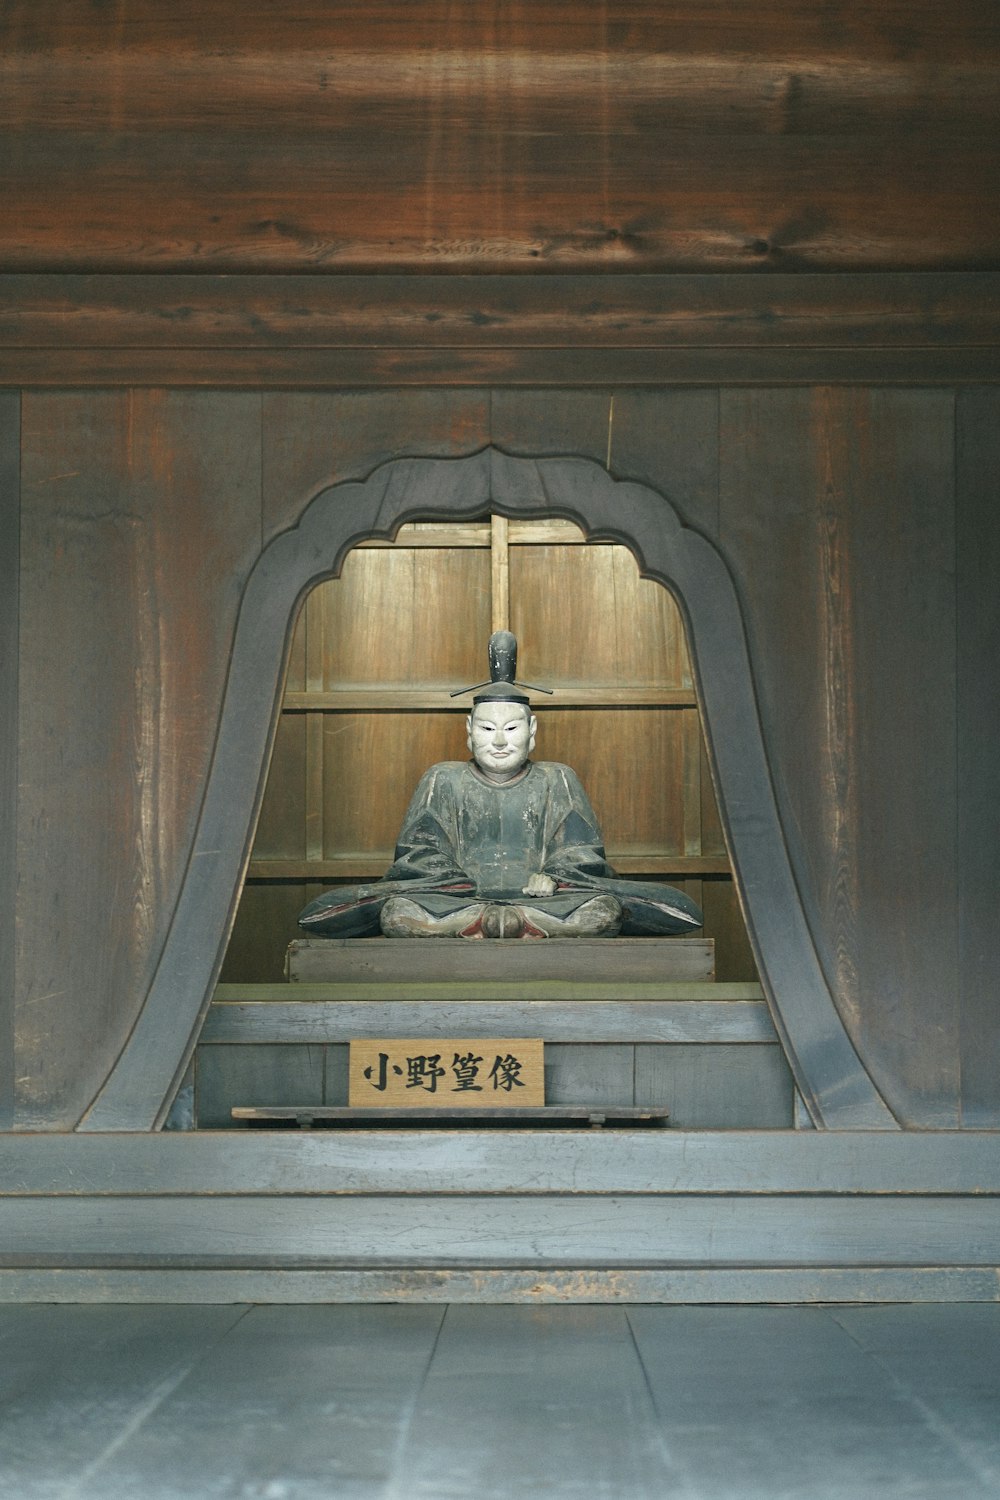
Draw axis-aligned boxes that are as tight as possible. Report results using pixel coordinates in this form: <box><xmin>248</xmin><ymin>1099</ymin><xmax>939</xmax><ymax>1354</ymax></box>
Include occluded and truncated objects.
<box><xmin>348</xmin><ymin>1039</ymin><xmax>544</xmax><ymax>1108</ymax></box>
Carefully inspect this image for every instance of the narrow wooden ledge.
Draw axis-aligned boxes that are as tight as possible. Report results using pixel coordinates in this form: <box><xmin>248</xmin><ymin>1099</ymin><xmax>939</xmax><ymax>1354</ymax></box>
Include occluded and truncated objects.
<box><xmin>232</xmin><ymin>1106</ymin><xmax>671</xmax><ymax>1129</ymax></box>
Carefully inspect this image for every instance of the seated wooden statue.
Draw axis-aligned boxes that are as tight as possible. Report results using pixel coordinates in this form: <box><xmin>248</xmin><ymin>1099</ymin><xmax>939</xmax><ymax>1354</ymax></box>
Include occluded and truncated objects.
<box><xmin>298</xmin><ymin>632</ymin><xmax>703</xmax><ymax>941</ymax></box>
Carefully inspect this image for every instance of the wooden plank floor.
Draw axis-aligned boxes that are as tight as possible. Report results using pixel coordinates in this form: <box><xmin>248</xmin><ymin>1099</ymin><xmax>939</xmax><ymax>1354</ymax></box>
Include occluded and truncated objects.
<box><xmin>1</xmin><ymin>1304</ymin><xmax>999</xmax><ymax>1498</ymax></box>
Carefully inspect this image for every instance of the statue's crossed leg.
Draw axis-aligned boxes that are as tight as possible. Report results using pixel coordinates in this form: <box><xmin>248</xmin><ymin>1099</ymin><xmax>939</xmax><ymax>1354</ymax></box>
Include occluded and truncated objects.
<box><xmin>379</xmin><ymin>894</ymin><xmax>622</xmax><ymax>940</ymax></box>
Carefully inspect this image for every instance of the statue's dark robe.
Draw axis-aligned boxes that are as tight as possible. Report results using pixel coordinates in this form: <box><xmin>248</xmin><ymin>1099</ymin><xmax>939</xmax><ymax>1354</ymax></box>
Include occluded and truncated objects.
<box><xmin>298</xmin><ymin>760</ymin><xmax>703</xmax><ymax>938</ymax></box>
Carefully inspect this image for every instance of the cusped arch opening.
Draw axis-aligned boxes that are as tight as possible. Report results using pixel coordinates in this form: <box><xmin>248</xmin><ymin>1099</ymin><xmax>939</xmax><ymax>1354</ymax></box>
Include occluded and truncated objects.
<box><xmin>79</xmin><ymin>448</ymin><xmax>896</xmax><ymax>1133</ymax></box>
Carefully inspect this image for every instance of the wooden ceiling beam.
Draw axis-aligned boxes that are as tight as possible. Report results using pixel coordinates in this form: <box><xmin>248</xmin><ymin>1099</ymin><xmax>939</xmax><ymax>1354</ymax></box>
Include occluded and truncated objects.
<box><xmin>1</xmin><ymin>272</ymin><xmax>996</xmax><ymax>385</ymax></box>
<box><xmin>1</xmin><ymin>1</ymin><xmax>998</xmax><ymax>276</ymax></box>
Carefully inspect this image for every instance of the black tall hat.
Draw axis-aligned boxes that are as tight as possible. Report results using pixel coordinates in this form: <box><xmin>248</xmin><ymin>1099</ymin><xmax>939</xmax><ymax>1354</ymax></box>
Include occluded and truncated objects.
<box><xmin>450</xmin><ymin>630</ymin><xmax>552</xmax><ymax>705</ymax></box>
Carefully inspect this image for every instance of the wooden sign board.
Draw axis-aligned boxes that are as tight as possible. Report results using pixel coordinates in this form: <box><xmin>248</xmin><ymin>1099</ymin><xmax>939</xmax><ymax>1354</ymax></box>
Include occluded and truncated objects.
<box><xmin>348</xmin><ymin>1039</ymin><xmax>544</xmax><ymax>1108</ymax></box>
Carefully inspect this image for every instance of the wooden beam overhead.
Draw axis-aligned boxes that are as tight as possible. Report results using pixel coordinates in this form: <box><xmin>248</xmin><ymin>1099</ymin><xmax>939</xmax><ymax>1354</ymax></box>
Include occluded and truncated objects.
<box><xmin>1</xmin><ymin>2</ymin><xmax>998</xmax><ymax>276</ymax></box>
<box><xmin>1</xmin><ymin>273</ymin><xmax>997</xmax><ymax>386</ymax></box>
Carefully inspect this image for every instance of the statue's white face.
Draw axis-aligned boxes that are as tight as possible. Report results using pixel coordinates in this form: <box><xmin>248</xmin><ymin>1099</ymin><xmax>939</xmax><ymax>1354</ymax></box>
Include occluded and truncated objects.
<box><xmin>467</xmin><ymin>702</ymin><xmax>537</xmax><ymax>781</ymax></box>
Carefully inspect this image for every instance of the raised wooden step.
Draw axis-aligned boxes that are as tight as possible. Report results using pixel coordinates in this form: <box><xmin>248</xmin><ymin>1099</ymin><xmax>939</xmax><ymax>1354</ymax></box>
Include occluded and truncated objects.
<box><xmin>1</xmin><ymin>1133</ymin><xmax>998</xmax><ymax>1304</ymax></box>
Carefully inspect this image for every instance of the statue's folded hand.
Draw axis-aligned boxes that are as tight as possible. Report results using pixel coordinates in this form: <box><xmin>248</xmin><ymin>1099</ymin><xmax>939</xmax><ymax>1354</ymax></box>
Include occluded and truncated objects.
<box><xmin>522</xmin><ymin>872</ymin><xmax>557</xmax><ymax>897</ymax></box>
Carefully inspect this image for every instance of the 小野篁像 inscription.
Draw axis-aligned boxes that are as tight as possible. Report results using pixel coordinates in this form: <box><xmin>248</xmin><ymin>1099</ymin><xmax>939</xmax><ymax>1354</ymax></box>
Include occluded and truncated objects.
<box><xmin>348</xmin><ymin>1038</ymin><xmax>544</xmax><ymax>1107</ymax></box>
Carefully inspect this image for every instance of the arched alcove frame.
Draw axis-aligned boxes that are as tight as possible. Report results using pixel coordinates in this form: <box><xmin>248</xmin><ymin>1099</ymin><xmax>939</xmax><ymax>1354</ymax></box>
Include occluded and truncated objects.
<box><xmin>80</xmin><ymin>448</ymin><xmax>897</xmax><ymax>1131</ymax></box>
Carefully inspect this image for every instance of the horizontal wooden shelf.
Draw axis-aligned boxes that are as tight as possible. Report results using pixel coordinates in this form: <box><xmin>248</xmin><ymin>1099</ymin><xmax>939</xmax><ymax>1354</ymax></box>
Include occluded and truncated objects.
<box><xmin>247</xmin><ymin>854</ymin><xmax>732</xmax><ymax>880</ymax></box>
<box><xmin>281</xmin><ymin>686</ymin><xmax>698</xmax><ymax>711</ymax></box>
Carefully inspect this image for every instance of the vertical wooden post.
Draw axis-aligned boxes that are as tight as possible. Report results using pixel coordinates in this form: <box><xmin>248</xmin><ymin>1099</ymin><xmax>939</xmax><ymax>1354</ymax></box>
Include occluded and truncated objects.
<box><xmin>490</xmin><ymin>514</ymin><xmax>510</xmax><ymax>633</ymax></box>
<box><xmin>303</xmin><ymin>589</ymin><xmax>325</xmax><ymax>864</ymax></box>
<box><xmin>682</xmin><ymin>710</ymin><xmax>703</xmax><ymax>858</ymax></box>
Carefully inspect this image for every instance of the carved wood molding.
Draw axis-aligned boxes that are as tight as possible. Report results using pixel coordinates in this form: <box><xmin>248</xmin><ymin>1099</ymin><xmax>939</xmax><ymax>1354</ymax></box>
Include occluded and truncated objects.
<box><xmin>78</xmin><ymin>448</ymin><xmax>897</xmax><ymax>1132</ymax></box>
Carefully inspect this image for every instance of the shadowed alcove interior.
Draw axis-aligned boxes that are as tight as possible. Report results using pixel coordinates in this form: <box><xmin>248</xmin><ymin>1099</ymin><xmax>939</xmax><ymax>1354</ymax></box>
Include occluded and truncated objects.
<box><xmin>222</xmin><ymin>514</ymin><xmax>755</xmax><ymax>982</ymax></box>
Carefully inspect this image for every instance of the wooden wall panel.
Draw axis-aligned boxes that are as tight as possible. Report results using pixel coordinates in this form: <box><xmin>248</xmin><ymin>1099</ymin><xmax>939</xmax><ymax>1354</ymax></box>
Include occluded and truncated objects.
<box><xmin>635</xmin><ymin>1043</ymin><xmax>794</xmax><ymax>1129</ymax></box>
<box><xmin>511</xmin><ymin>539</ymin><xmax>700</xmax><ymax>856</ymax></box>
<box><xmin>317</xmin><ymin>549</ymin><xmax>489</xmax><ymax>687</ymax></box>
<box><xmin>544</xmin><ymin>1044</ymin><xmax>635</xmax><ymax>1107</ymax></box>
<box><xmin>510</xmin><ymin>545</ymin><xmax>690</xmax><ymax>688</ymax></box>
<box><xmin>2</xmin><ymin>2</ymin><xmax>998</xmax><ymax>275</ymax></box>
<box><xmin>320</xmin><ymin>713</ymin><xmax>470</xmax><ymax>857</ymax></box>
<box><xmin>15</xmin><ymin>392</ymin><xmax>263</xmax><ymax>1128</ymax></box>
<box><xmin>956</xmin><ymin>390</ymin><xmax>1000</xmax><ymax>1127</ymax></box>
<box><xmin>700</xmin><ymin>880</ymin><xmax>759</xmax><ymax>986</ymax></box>
<box><xmin>221</xmin><ymin>883</ymin><xmax>330</xmax><ymax>987</ymax></box>
<box><xmin>489</xmin><ymin>392</ymin><xmax>620</xmax><ymax>473</ymax></box>
<box><xmin>536</xmin><ymin>709</ymin><xmax>693</xmax><ymax>858</ymax></box>
<box><xmin>324</xmin><ymin>1044</ymin><xmax>350</xmax><ymax>1107</ymax></box>
<box><xmin>719</xmin><ymin>389</ymin><xmax>959</xmax><ymax>1125</ymax></box>
<box><xmin>261</xmin><ymin>392</ymin><xmax>490</xmax><ymax>545</ymax></box>
<box><xmin>699</xmin><ymin>740</ymin><xmax>726</xmax><ymax>858</ymax></box>
<box><xmin>253</xmin><ymin>714</ymin><xmax>308</xmax><ymax>862</ymax></box>
<box><xmin>4</xmin><ymin>382</ymin><xmax>987</xmax><ymax>1125</ymax></box>
<box><xmin>490</xmin><ymin>390</ymin><xmax>721</xmax><ymax>540</ymax></box>
<box><xmin>196</xmin><ymin>1044</ymin><xmax>324</xmax><ymax>1129</ymax></box>
<box><xmin>0</xmin><ymin>395</ymin><xmax>18</xmax><ymax>1130</ymax></box>
<box><xmin>603</xmin><ymin>392</ymin><xmax>722</xmax><ymax>544</ymax></box>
